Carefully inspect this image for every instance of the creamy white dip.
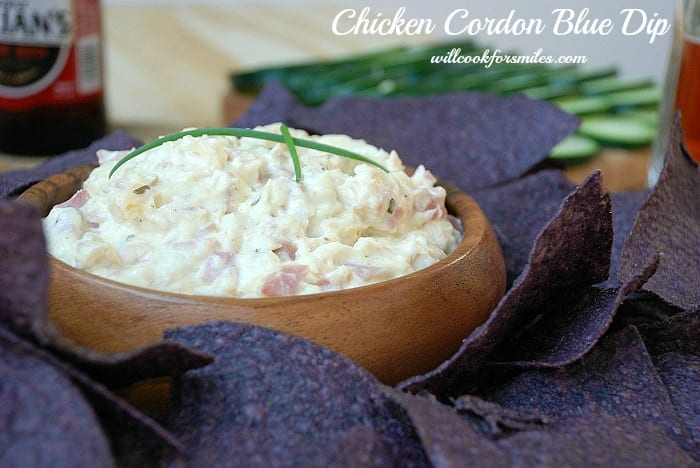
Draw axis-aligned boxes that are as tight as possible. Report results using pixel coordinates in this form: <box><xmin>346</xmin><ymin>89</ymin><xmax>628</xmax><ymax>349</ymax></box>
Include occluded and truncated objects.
<box><xmin>43</xmin><ymin>124</ymin><xmax>462</xmax><ymax>297</ymax></box>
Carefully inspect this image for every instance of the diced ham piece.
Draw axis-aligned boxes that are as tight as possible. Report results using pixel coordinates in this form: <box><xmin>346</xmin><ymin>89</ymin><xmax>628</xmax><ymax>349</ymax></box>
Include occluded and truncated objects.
<box><xmin>386</xmin><ymin>205</ymin><xmax>405</xmax><ymax>229</ymax></box>
<box><xmin>273</xmin><ymin>242</ymin><xmax>297</xmax><ymax>261</ymax></box>
<box><xmin>57</xmin><ymin>189</ymin><xmax>90</xmax><ymax>209</ymax></box>
<box><xmin>414</xmin><ymin>189</ymin><xmax>447</xmax><ymax>221</ymax></box>
<box><xmin>261</xmin><ymin>265</ymin><xmax>308</xmax><ymax>297</ymax></box>
<box><xmin>316</xmin><ymin>277</ymin><xmax>331</xmax><ymax>287</ymax></box>
<box><xmin>315</xmin><ymin>277</ymin><xmax>341</xmax><ymax>292</ymax></box>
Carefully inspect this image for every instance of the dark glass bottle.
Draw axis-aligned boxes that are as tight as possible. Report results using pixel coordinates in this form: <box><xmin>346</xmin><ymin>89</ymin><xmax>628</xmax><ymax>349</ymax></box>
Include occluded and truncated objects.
<box><xmin>0</xmin><ymin>0</ymin><xmax>106</xmax><ymax>155</ymax></box>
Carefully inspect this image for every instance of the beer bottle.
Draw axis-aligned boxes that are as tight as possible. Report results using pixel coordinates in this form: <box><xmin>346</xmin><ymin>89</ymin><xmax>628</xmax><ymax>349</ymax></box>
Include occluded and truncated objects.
<box><xmin>0</xmin><ymin>0</ymin><xmax>107</xmax><ymax>156</ymax></box>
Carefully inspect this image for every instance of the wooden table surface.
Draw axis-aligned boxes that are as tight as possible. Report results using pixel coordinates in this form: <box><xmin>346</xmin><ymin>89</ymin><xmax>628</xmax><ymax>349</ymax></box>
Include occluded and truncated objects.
<box><xmin>0</xmin><ymin>2</ymin><xmax>653</xmax><ymax>192</ymax></box>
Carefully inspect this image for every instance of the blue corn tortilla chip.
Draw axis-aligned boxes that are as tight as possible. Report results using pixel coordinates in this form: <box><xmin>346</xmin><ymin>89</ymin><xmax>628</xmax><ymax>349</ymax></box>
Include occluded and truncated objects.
<box><xmin>164</xmin><ymin>321</ymin><xmax>428</xmax><ymax>466</ymax></box>
<box><xmin>640</xmin><ymin>309</ymin><xmax>700</xmax><ymax>356</ymax></box>
<box><xmin>399</xmin><ymin>171</ymin><xmax>612</xmax><ymax>397</ymax></box>
<box><xmin>471</xmin><ymin>169</ymin><xmax>575</xmax><ymax>286</ymax></box>
<box><xmin>651</xmin><ymin>350</ymin><xmax>700</xmax><ymax>457</ymax></box>
<box><xmin>0</xmin><ymin>326</ymin><xmax>114</xmax><ymax>468</ymax></box>
<box><xmin>479</xmin><ymin>326</ymin><xmax>698</xmax><ymax>461</ymax></box>
<box><xmin>495</xmin><ymin>411</ymin><xmax>694</xmax><ymax>467</ymax></box>
<box><xmin>606</xmin><ymin>189</ymin><xmax>650</xmax><ymax>287</ymax></box>
<box><xmin>618</xmin><ymin>116</ymin><xmax>700</xmax><ymax>310</ymax></box>
<box><xmin>0</xmin><ymin>200</ymin><xmax>51</xmax><ymax>341</ymax></box>
<box><xmin>615</xmin><ymin>290</ymin><xmax>685</xmax><ymax>330</ymax></box>
<box><xmin>494</xmin><ymin>287</ymin><xmax>618</xmax><ymax>367</ymax></box>
<box><xmin>233</xmin><ymin>82</ymin><xmax>579</xmax><ymax>191</ymax></box>
<box><xmin>318</xmin><ymin>425</ymin><xmax>417</xmax><ymax>467</ymax></box>
<box><xmin>233</xmin><ymin>81</ymin><xmax>304</xmax><ymax>129</ymax></box>
<box><xmin>384</xmin><ymin>386</ymin><xmax>694</xmax><ymax>467</ymax></box>
<box><xmin>453</xmin><ymin>394</ymin><xmax>550</xmax><ymax>437</ymax></box>
<box><xmin>383</xmin><ymin>389</ymin><xmax>509</xmax><ymax>466</ymax></box>
<box><xmin>0</xmin><ymin>326</ymin><xmax>185</xmax><ymax>455</ymax></box>
<box><xmin>639</xmin><ymin>310</ymin><xmax>700</xmax><ymax>453</ymax></box>
<box><xmin>0</xmin><ymin>130</ymin><xmax>141</xmax><ymax>198</ymax></box>
<box><xmin>48</xmin><ymin>337</ymin><xmax>213</xmax><ymax>389</ymax></box>
<box><xmin>492</xmin><ymin>254</ymin><xmax>659</xmax><ymax>369</ymax></box>
<box><xmin>639</xmin><ymin>309</ymin><xmax>700</xmax><ymax>356</ymax></box>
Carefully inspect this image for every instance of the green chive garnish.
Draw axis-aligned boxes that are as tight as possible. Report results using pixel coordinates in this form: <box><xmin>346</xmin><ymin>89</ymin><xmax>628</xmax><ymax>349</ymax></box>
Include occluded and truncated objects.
<box><xmin>279</xmin><ymin>123</ymin><xmax>302</xmax><ymax>183</ymax></box>
<box><xmin>108</xmin><ymin>127</ymin><xmax>389</xmax><ymax>180</ymax></box>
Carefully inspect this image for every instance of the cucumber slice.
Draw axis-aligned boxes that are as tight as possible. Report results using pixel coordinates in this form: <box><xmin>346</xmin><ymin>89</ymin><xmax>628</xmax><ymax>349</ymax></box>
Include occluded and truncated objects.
<box><xmin>623</xmin><ymin>109</ymin><xmax>659</xmax><ymax>127</ymax></box>
<box><xmin>607</xmin><ymin>86</ymin><xmax>662</xmax><ymax>109</ymax></box>
<box><xmin>579</xmin><ymin>116</ymin><xmax>657</xmax><ymax>147</ymax></box>
<box><xmin>554</xmin><ymin>96</ymin><xmax>612</xmax><ymax>115</ymax></box>
<box><xmin>580</xmin><ymin>76</ymin><xmax>655</xmax><ymax>95</ymax></box>
<box><xmin>549</xmin><ymin>133</ymin><xmax>601</xmax><ymax>163</ymax></box>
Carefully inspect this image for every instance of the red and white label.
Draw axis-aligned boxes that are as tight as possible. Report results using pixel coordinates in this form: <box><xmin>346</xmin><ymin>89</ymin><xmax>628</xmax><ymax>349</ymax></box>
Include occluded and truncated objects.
<box><xmin>0</xmin><ymin>0</ymin><xmax>102</xmax><ymax>111</ymax></box>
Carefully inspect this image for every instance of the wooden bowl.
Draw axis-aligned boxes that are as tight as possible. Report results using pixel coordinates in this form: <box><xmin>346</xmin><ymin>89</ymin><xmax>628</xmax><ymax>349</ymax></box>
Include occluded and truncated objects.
<box><xmin>19</xmin><ymin>164</ymin><xmax>505</xmax><ymax>385</ymax></box>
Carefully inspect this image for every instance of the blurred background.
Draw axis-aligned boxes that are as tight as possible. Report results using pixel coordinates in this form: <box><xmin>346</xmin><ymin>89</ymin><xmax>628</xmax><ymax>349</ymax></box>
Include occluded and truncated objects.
<box><xmin>0</xmin><ymin>0</ymin><xmax>677</xmax><ymax>191</ymax></box>
<box><xmin>102</xmin><ymin>0</ymin><xmax>674</xmax><ymax>128</ymax></box>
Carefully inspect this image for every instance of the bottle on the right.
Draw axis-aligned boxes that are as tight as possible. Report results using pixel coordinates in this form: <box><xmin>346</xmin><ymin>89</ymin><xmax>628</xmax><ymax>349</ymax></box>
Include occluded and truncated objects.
<box><xmin>649</xmin><ymin>0</ymin><xmax>700</xmax><ymax>185</ymax></box>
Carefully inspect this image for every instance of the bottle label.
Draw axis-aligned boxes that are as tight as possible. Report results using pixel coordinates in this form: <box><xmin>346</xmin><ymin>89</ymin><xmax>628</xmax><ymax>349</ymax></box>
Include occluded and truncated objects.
<box><xmin>0</xmin><ymin>0</ymin><xmax>102</xmax><ymax>110</ymax></box>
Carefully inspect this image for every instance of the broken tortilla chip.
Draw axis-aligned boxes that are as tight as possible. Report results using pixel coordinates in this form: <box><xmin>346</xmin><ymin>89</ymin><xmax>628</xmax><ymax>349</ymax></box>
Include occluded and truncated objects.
<box><xmin>618</xmin><ymin>116</ymin><xmax>700</xmax><ymax>310</ymax></box>
<box><xmin>0</xmin><ymin>326</ymin><xmax>114</xmax><ymax>468</ymax></box>
<box><xmin>164</xmin><ymin>321</ymin><xmax>427</xmax><ymax>466</ymax></box>
<box><xmin>399</xmin><ymin>171</ymin><xmax>612</xmax><ymax>397</ymax></box>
